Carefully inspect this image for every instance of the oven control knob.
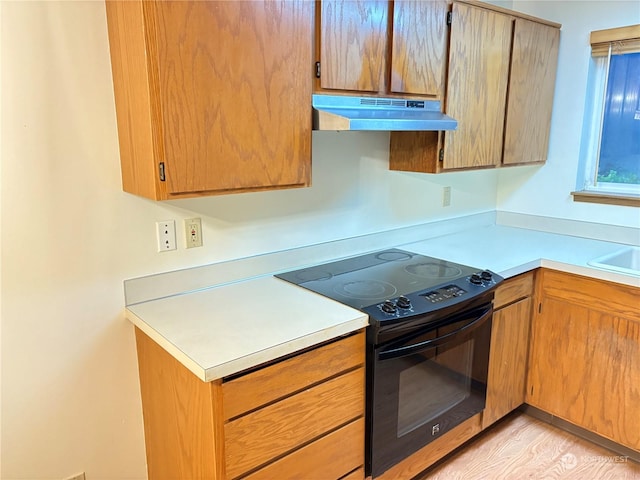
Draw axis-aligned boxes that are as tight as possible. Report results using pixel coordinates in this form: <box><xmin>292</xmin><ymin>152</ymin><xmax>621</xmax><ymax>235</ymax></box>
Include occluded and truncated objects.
<box><xmin>470</xmin><ymin>273</ymin><xmax>482</xmax><ymax>285</ymax></box>
<box><xmin>481</xmin><ymin>270</ymin><xmax>493</xmax><ymax>281</ymax></box>
<box><xmin>396</xmin><ymin>296</ymin><xmax>412</xmax><ymax>309</ymax></box>
<box><xmin>381</xmin><ymin>300</ymin><xmax>397</xmax><ymax>314</ymax></box>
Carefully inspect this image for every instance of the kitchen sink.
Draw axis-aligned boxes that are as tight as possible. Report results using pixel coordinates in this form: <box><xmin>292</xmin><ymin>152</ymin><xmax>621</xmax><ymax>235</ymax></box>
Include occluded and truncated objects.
<box><xmin>588</xmin><ymin>246</ymin><xmax>640</xmax><ymax>276</ymax></box>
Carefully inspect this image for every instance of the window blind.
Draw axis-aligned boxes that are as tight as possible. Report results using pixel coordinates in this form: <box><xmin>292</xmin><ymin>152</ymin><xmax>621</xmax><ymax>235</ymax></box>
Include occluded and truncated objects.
<box><xmin>591</xmin><ymin>24</ymin><xmax>640</xmax><ymax>56</ymax></box>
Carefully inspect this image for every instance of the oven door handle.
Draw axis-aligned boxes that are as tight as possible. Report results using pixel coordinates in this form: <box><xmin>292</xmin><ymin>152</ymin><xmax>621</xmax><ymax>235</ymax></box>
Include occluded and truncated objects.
<box><xmin>378</xmin><ymin>306</ymin><xmax>492</xmax><ymax>361</ymax></box>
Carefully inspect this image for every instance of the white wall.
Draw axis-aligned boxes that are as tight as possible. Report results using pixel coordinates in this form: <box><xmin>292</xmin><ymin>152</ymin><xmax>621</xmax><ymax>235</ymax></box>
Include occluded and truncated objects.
<box><xmin>0</xmin><ymin>2</ymin><xmax>499</xmax><ymax>478</ymax></box>
<box><xmin>497</xmin><ymin>0</ymin><xmax>640</xmax><ymax>228</ymax></box>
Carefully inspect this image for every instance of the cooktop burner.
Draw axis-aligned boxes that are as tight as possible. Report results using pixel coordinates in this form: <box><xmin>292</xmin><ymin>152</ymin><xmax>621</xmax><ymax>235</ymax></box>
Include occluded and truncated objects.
<box><xmin>404</xmin><ymin>261</ymin><xmax>463</xmax><ymax>279</ymax></box>
<box><xmin>334</xmin><ymin>280</ymin><xmax>397</xmax><ymax>300</ymax></box>
<box><xmin>275</xmin><ymin>249</ymin><xmax>502</xmax><ymax>322</ymax></box>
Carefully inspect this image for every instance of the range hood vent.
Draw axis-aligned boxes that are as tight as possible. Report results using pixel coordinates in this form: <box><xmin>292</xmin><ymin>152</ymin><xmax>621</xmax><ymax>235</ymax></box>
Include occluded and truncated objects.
<box><xmin>312</xmin><ymin>94</ymin><xmax>458</xmax><ymax>132</ymax></box>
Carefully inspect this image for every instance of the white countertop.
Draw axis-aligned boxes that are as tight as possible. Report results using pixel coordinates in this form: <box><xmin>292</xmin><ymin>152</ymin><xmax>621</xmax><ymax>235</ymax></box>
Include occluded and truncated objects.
<box><xmin>402</xmin><ymin>224</ymin><xmax>640</xmax><ymax>286</ymax></box>
<box><xmin>127</xmin><ymin>276</ymin><xmax>368</xmax><ymax>381</ymax></box>
<box><xmin>125</xmin><ymin>221</ymin><xmax>639</xmax><ymax>383</ymax></box>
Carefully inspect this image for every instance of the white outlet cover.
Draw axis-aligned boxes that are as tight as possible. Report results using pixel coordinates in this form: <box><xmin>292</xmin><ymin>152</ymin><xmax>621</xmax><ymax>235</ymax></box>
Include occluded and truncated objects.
<box><xmin>156</xmin><ymin>220</ymin><xmax>177</xmax><ymax>252</ymax></box>
<box><xmin>184</xmin><ymin>217</ymin><xmax>203</xmax><ymax>248</ymax></box>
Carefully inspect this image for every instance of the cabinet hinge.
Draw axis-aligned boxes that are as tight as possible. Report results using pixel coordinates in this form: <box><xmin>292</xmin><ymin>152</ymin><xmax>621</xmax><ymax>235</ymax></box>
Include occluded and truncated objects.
<box><xmin>315</xmin><ymin>61</ymin><xmax>321</xmax><ymax>79</ymax></box>
<box><xmin>439</xmin><ymin>148</ymin><xmax>444</xmax><ymax>162</ymax></box>
<box><xmin>158</xmin><ymin>162</ymin><xmax>166</xmax><ymax>182</ymax></box>
<box><xmin>447</xmin><ymin>11</ymin><xmax>453</xmax><ymax>26</ymax></box>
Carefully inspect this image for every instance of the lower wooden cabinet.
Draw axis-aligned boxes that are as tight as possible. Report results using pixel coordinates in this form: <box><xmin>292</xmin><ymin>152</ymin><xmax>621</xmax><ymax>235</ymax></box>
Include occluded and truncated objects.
<box><xmin>527</xmin><ymin>269</ymin><xmax>640</xmax><ymax>451</ymax></box>
<box><xmin>135</xmin><ymin>328</ymin><xmax>366</xmax><ymax>480</ymax></box>
<box><xmin>483</xmin><ymin>272</ymin><xmax>534</xmax><ymax>428</ymax></box>
<box><xmin>132</xmin><ymin>268</ymin><xmax>638</xmax><ymax>480</ymax></box>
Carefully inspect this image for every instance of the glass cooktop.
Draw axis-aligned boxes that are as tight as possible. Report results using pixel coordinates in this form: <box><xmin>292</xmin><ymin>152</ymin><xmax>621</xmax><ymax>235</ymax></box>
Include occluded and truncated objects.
<box><xmin>275</xmin><ymin>248</ymin><xmax>480</xmax><ymax>310</ymax></box>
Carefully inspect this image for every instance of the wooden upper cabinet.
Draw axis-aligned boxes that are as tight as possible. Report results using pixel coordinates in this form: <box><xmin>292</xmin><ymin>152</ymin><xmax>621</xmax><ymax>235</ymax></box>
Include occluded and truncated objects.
<box><xmin>389</xmin><ymin>0</ymin><xmax>561</xmax><ymax>174</ymax></box>
<box><xmin>319</xmin><ymin>0</ymin><xmax>389</xmax><ymax>93</ymax></box>
<box><xmin>317</xmin><ymin>0</ymin><xmax>449</xmax><ymax>98</ymax></box>
<box><xmin>390</xmin><ymin>0</ymin><xmax>449</xmax><ymax>98</ymax></box>
<box><xmin>503</xmin><ymin>18</ymin><xmax>560</xmax><ymax>165</ymax></box>
<box><xmin>443</xmin><ymin>2</ymin><xmax>512</xmax><ymax>169</ymax></box>
<box><xmin>106</xmin><ymin>1</ymin><xmax>313</xmax><ymax>200</ymax></box>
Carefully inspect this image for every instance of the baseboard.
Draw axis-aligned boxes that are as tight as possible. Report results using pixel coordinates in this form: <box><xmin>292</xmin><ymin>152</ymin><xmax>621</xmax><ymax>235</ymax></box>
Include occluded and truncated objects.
<box><xmin>520</xmin><ymin>405</ymin><xmax>640</xmax><ymax>463</ymax></box>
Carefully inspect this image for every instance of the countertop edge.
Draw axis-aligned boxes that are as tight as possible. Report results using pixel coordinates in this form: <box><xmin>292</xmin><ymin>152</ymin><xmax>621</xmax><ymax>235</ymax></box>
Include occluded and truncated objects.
<box><xmin>499</xmin><ymin>259</ymin><xmax>640</xmax><ymax>288</ymax></box>
<box><xmin>540</xmin><ymin>259</ymin><xmax>640</xmax><ymax>287</ymax></box>
<box><xmin>126</xmin><ymin>308</ymin><xmax>369</xmax><ymax>382</ymax></box>
<box><xmin>126</xmin><ymin>309</ymin><xmax>209</xmax><ymax>382</ymax></box>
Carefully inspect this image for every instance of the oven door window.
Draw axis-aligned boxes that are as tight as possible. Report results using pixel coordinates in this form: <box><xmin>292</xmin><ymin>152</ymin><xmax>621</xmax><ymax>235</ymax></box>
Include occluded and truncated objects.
<box><xmin>397</xmin><ymin>331</ymin><xmax>474</xmax><ymax>436</ymax></box>
<box><xmin>369</xmin><ymin>305</ymin><xmax>492</xmax><ymax>477</ymax></box>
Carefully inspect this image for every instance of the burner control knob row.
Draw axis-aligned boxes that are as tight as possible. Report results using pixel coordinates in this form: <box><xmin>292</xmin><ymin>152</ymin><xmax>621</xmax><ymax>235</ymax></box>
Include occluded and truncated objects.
<box><xmin>380</xmin><ymin>296</ymin><xmax>412</xmax><ymax>314</ymax></box>
<box><xmin>470</xmin><ymin>270</ymin><xmax>494</xmax><ymax>285</ymax></box>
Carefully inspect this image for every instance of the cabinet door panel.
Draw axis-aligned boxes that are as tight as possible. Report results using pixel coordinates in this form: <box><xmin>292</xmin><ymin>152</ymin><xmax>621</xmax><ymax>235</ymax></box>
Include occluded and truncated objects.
<box><xmin>483</xmin><ymin>297</ymin><xmax>532</xmax><ymax>428</ymax></box>
<box><xmin>390</xmin><ymin>0</ymin><xmax>448</xmax><ymax>97</ymax></box>
<box><xmin>320</xmin><ymin>0</ymin><xmax>388</xmax><ymax>92</ymax></box>
<box><xmin>528</xmin><ymin>297</ymin><xmax>640</xmax><ymax>450</ymax></box>
<box><xmin>503</xmin><ymin>19</ymin><xmax>560</xmax><ymax>165</ymax></box>
<box><xmin>443</xmin><ymin>3</ymin><xmax>512</xmax><ymax>169</ymax></box>
<box><xmin>149</xmin><ymin>1</ymin><xmax>312</xmax><ymax>195</ymax></box>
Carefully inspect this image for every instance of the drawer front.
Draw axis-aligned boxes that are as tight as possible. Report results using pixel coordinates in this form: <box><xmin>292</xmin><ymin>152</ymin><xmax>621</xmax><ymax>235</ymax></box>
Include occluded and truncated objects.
<box><xmin>243</xmin><ymin>419</ymin><xmax>364</xmax><ymax>480</ymax></box>
<box><xmin>494</xmin><ymin>272</ymin><xmax>534</xmax><ymax>309</ymax></box>
<box><xmin>340</xmin><ymin>467</ymin><xmax>365</xmax><ymax>480</ymax></box>
<box><xmin>223</xmin><ymin>331</ymin><xmax>364</xmax><ymax>420</ymax></box>
<box><xmin>225</xmin><ymin>368</ymin><xmax>365</xmax><ymax>478</ymax></box>
<box><xmin>540</xmin><ymin>269</ymin><xmax>640</xmax><ymax>321</ymax></box>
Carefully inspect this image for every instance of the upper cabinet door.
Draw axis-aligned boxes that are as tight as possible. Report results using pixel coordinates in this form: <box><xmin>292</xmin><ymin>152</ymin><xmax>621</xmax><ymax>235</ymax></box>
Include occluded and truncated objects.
<box><xmin>106</xmin><ymin>1</ymin><xmax>313</xmax><ymax>200</ymax></box>
<box><xmin>390</xmin><ymin>0</ymin><xmax>449</xmax><ymax>98</ymax></box>
<box><xmin>503</xmin><ymin>18</ymin><xmax>560</xmax><ymax>165</ymax></box>
<box><xmin>319</xmin><ymin>0</ymin><xmax>389</xmax><ymax>92</ymax></box>
<box><xmin>151</xmin><ymin>1</ymin><xmax>313</xmax><ymax>196</ymax></box>
<box><xmin>443</xmin><ymin>3</ymin><xmax>512</xmax><ymax>169</ymax></box>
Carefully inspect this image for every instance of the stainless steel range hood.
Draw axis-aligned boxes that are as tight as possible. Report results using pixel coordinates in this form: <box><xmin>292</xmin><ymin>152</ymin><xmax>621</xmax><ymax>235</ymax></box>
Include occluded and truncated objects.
<box><xmin>312</xmin><ymin>94</ymin><xmax>457</xmax><ymax>131</ymax></box>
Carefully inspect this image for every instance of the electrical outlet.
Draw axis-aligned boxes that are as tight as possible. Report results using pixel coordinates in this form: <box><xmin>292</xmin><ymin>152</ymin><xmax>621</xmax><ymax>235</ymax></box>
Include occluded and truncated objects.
<box><xmin>184</xmin><ymin>217</ymin><xmax>203</xmax><ymax>248</ymax></box>
<box><xmin>442</xmin><ymin>186</ymin><xmax>451</xmax><ymax>207</ymax></box>
<box><xmin>64</xmin><ymin>473</ymin><xmax>85</xmax><ymax>480</ymax></box>
<box><xmin>156</xmin><ymin>220</ymin><xmax>177</xmax><ymax>252</ymax></box>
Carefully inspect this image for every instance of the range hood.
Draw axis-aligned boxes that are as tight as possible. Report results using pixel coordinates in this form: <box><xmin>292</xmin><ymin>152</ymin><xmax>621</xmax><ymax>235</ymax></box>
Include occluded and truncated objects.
<box><xmin>312</xmin><ymin>94</ymin><xmax>457</xmax><ymax>131</ymax></box>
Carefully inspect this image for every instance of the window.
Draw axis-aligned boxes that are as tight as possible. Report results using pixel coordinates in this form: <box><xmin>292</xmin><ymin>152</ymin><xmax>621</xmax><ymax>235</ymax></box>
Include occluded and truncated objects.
<box><xmin>574</xmin><ymin>24</ymin><xmax>640</xmax><ymax>207</ymax></box>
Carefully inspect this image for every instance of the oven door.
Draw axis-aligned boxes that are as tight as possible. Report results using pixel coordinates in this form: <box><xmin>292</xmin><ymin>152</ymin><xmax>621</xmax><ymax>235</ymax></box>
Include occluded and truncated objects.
<box><xmin>367</xmin><ymin>303</ymin><xmax>492</xmax><ymax>478</ymax></box>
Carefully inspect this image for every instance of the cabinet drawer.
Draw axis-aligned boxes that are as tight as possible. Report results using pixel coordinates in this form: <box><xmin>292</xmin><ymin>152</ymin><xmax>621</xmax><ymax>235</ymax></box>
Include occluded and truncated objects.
<box><xmin>494</xmin><ymin>272</ymin><xmax>534</xmax><ymax>309</ymax></box>
<box><xmin>225</xmin><ymin>368</ymin><xmax>365</xmax><ymax>478</ymax></box>
<box><xmin>341</xmin><ymin>467</ymin><xmax>365</xmax><ymax>480</ymax></box>
<box><xmin>540</xmin><ymin>269</ymin><xmax>640</xmax><ymax>321</ymax></box>
<box><xmin>243</xmin><ymin>418</ymin><xmax>364</xmax><ymax>480</ymax></box>
<box><xmin>223</xmin><ymin>331</ymin><xmax>364</xmax><ymax>420</ymax></box>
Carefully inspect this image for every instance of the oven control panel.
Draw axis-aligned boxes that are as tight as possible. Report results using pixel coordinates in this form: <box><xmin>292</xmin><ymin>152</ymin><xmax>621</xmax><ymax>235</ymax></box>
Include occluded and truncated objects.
<box><xmin>423</xmin><ymin>284</ymin><xmax>467</xmax><ymax>303</ymax></box>
<box><xmin>369</xmin><ymin>270</ymin><xmax>502</xmax><ymax>319</ymax></box>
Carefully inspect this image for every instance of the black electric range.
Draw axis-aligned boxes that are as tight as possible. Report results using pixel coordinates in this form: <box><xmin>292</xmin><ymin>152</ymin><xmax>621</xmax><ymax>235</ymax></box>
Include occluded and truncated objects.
<box><xmin>277</xmin><ymin>248</ymin><xmax>504</xmax><ymax>477</ymax></box>
<box><xmin>275</xmin><ymin>248</ymin><xmax>503</xmax><ymax>327</ymax></box>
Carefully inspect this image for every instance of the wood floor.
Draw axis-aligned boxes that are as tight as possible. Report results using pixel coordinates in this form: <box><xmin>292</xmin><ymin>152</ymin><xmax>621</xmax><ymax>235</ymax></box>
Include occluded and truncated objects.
<box><xmin>415</xmin><ymin>412</ymin><xmax>640</xmax><ymax>479</ymax></box>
